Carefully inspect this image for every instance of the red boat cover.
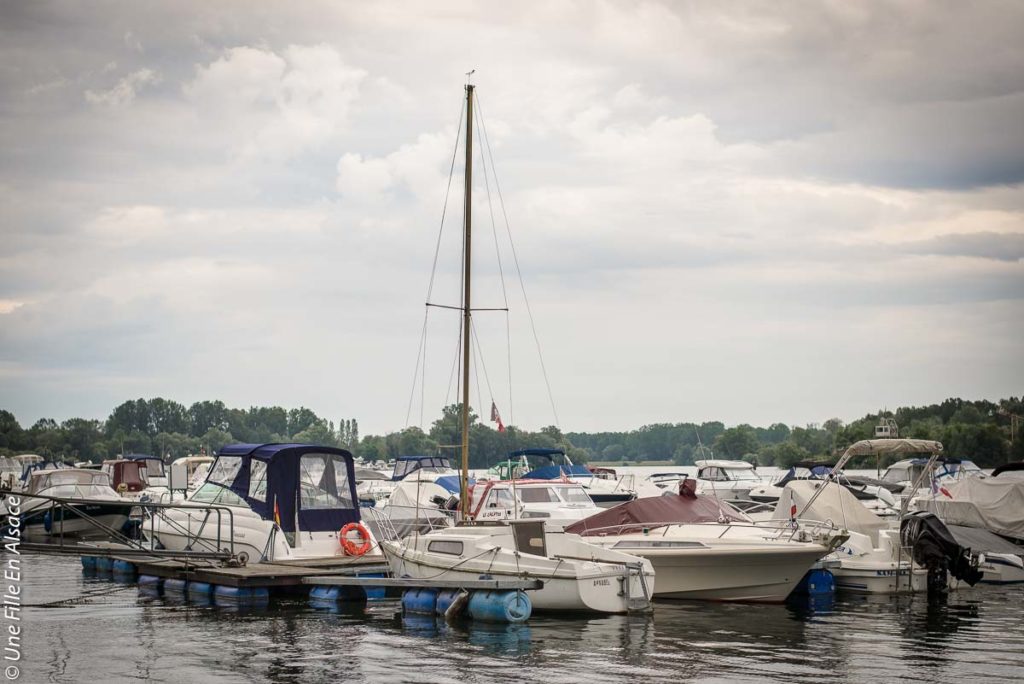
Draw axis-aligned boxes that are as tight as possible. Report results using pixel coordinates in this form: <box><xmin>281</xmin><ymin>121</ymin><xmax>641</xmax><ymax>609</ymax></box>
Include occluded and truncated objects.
<box><xmin>565</xmin><ymin>493</ymin><xmax>749</xmax><ymax>536</ymax></box>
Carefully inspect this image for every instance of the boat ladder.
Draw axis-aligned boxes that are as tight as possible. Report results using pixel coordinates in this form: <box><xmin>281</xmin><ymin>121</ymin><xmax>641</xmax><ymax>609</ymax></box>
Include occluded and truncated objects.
<box><xmin>621</xmin><ymin>561</ymin><xmax>653</xmax><ymax>613</ymax></box>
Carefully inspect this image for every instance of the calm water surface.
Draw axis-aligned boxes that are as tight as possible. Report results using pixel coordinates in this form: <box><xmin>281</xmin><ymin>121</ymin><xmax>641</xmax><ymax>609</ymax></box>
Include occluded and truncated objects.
<box><xmin>15</xmin><ymin>553</ymin><xmax>1024</xmax><ymax>683</ymax></box>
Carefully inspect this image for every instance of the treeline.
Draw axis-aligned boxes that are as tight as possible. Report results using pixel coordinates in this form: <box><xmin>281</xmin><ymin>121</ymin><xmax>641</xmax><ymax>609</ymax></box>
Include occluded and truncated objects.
<box><xmin>572</xmin><ymin>397</ymin><xmax>1024</xmax><ymax>468</ymax></box>
<box><xmin>0</xmin><ymin>396</ymin><xmax>1021</xmax><ymax>469</ymax></box>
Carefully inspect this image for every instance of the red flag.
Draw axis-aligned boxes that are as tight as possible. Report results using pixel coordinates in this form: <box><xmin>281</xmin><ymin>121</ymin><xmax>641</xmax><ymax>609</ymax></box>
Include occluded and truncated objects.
<box><xmin>490</xmin><ymin>401</ymin><xmax>505</xmax><ymax>432</ymax></box>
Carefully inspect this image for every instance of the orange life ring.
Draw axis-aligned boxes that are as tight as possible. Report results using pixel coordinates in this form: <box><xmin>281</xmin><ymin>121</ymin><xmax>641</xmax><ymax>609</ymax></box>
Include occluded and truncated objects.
<box><xmin>339</xmin><ymin>522</ymin><xmax>371</xmax><ymax>556</ymax></box>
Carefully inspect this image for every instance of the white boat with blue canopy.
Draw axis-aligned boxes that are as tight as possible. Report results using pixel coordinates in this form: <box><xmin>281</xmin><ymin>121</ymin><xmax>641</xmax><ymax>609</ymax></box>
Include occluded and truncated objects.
<box><xmin>150</xmin><ymin>443</ymin><xmax>382</xmax><ymax>565</ymax></box>
<box><xmin>514</xmin><ymin>448</ymin><xmax>639</xmax><ymax>507</ymax></box>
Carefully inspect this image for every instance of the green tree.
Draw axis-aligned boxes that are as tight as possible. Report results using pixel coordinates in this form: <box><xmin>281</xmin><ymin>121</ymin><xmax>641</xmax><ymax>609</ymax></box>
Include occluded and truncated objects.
<box><xmin>713</xmin><ymin>425</ymin><xmax>760</xmax><ymax>459</ymax></box>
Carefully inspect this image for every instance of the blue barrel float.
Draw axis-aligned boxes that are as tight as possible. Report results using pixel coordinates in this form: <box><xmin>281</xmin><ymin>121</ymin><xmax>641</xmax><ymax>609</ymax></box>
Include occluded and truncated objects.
<box><xmin>112</xmin><ymin>560</ymin><xmax>137</xmax><ymax>580</ymax></box>
<box><xmin>213</xmin><ymin>585</ymin><xmax>270</xmax><ymax>608</ymax></box>
<box><xmin>138</xmin><ymin>575</ymin><xmax>162</xmax><ymax>596</ymax></box>
<box><xmin>80</xmin><ymin>556</ymin><xmax>97</xmax><ymax>572</ymax></box>
<box><xmin>188</xmin><ymin>582</ymin><xmax>214</xmax><ymax>600</ymax></box>
<box><xmin>467</xmin><ymin>591</ymin><xmax>531</xmax><ymax>623</ymax></box>
<box><xmin>95</xmin><ymin>557</ymin><xmax>114</xmax><ymax>574</ymax></box>
<box><xmin>793</xmin><ymin>569</ymin><xmax>835</xmax><ymax>596</ymax></box>
<box><xmin>401</xmin><ymin>588</ymin><xmax>438</xmax><ymax>615</ymax></box>
<box><xmin>163</xmin><ymin>578</ymin><xmax>188</xmax><ymax>594</ymax></box>
<box><xmin>435</xmin><ymin>589</ymin><xmax>464</xmax><ymax>616</ymax></box>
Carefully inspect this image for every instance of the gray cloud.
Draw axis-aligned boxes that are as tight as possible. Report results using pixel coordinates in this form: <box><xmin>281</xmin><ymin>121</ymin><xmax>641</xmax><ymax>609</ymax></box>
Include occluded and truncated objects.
<box><xmin>1</xmin><ymin>1</ymin><xmax>1022</xmax><ymax>433</ymax></box>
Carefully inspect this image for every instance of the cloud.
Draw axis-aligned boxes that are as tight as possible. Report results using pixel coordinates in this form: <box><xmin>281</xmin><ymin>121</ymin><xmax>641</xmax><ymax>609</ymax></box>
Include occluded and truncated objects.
<box><xmin>0</xmin><ymin>2</ymin><xmax>1022</xmax><ymax>434</ymax></box>
<box><xmin>85</xmin><ymin>68</ymin><xmax>159</xmax><ymax>107</ymax></box>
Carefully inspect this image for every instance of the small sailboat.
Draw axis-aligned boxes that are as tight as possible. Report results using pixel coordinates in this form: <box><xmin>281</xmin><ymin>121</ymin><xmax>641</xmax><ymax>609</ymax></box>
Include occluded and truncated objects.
<box><xmin>379</xmin><ymin>81</ymin><xmax>655</xmax><ymax>613</ymax></box>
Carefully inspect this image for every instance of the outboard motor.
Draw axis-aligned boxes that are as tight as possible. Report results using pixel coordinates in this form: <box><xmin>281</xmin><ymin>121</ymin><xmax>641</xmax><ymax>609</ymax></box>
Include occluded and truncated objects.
<box><xmin>900</xmin><ymin>511</ymin><xmax>983</xmax><ymax>598</ymax></box>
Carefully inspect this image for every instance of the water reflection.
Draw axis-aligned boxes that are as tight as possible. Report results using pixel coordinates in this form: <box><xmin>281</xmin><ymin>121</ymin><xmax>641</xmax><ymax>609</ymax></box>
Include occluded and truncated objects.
<box><xmin>15</xmin><ymin>554</ymin><xmax>1024</xmax><ymax>683</ymax></box>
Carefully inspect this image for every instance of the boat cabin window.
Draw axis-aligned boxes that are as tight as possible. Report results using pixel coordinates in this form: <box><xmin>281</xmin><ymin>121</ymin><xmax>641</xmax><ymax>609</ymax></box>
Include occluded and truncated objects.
<box><xmin>191</xmin><ymin>481</ymin><xmax>247</xmax><ymax>506</ymax></box>
<box><xmin>248</xmin><ymin>459</ymin><xmax>268</xmax><ymax>502</ymax></box>
<box><xmin>142</xmin><ymin>460</ymin><xmax>166</xmax><ymax>478</ymax></box>
<box><xmin>700</xmin><ymin>467</ymin><xmax>720</xmax><ymax>481</ymax></box>
<box><xmin>208</xmin><ymin>457</ymin><xmax>243</xmax><ymax>486</ymax></box>
<box><xmin>518</xmin><ymin>487</ymin><xmax>558</xmax><ymax>504</ymax></box>
<box><xmin>299</xmin><ymin>453</ymin><xmax>354</xmax><ymax>510</ymax></box>
<box><xmin>560</xmin><ymin>486</ymin><xmax>592</xmax><ymax>504</ymax></box>
<box><xmin>486</xmin><ymin>488</ymin><xmax>515</xmax><ymax>508</ymax></box>
<box><xmin>427</xmin><ymin>540</ymin><xmax>463</xmax><ymax>556</ymax></box>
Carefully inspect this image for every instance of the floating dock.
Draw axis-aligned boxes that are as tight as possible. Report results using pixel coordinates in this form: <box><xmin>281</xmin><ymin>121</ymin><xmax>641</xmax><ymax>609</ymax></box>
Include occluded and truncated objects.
<box><xmin>98</xmin><ymin>554</ymin><xmax>389</xmax><ymax>588</ymax></box>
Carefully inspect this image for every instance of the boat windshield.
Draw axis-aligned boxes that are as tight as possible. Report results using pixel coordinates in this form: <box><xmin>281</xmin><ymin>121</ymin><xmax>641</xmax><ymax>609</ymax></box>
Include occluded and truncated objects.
<box><xmin>142</xmin><ymin>460</ymin><xmax>166</xmax><ymax>477</ymax></box>
<box><xmin>30</xmin><ymin>471</ymin><xmax>110</xmax><ymax>494</ymax></box>
<box><xmin>40</xmin><ymin>483</ymin><xmax>113</xmax><ymax>499</ymax></box>
<box><xmin>559</xmin><ymin>486</ymin><xmax>592</xmax><ymax>504</ymax></box>
<box><xmin>725</xmin><ymin>469</ymin><xmax>761</xmax><ymax>482</ymax></box>
<box><xmin>190</xmin><ymin>482</ymin><xmax>247</xmax><ymax>506</ymax></box>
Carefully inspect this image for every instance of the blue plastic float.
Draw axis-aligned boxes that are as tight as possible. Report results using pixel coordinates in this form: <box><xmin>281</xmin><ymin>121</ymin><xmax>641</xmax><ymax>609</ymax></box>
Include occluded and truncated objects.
<box><xmin>467</xmin><ymin>590</ymin><xmax>531</xmax><ymax>623</ymax></box>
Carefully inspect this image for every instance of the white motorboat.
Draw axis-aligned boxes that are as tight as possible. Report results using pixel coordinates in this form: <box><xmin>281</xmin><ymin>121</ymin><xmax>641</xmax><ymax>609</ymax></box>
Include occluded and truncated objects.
<box><xmin>694</xmin><ymin>459</ymin><xmax>763</xmax><ymax>501</ymax></box>
<box><xmin>151</xmin><ymin>443</ymin><xmax>382</xmax><ymax>565</ymax></box>
<box><xmin>773</xmin><ymin>479</ymin><xmax>927</xmax><ymax>594</ymax></box>
<box><xmin>4</xmin><ymin>469</ymin><xmax>134</xmax><ymax>541</ymax></box>
<box><xmin>465</xmin><ymin>479</ymin><xmax>603</xmax><ymax>529</ymax></box>
<box><xmin>514</xmin><ymin>448</ymin><xmax>660</xmax><ymax>506</ymax></box>
<box><xmin>881</xmin><ymin>457</ymin><xmax>985</xmax><ymax>507</ymax></box>
<box><xmin>775</xmin><ymin>439</ymin><xmax>983</xmax><ymax>595</ymax></box>
<box><xmin>381</xmin><ymin>521</ymin><xmax>654</xmax><ymax>613</ymax></box>
<box><xmin>566</xmin><ymin>481</ymin><xmax>844</xmax><ymax>602</ymax></box>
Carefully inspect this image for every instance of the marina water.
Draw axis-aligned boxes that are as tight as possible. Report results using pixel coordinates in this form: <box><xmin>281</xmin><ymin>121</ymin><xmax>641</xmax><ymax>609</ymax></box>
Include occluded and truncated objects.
<box><xmin>15</xmin><ymin>553</ymin><xmax>1024</xmax><ymax>683</ymax></box>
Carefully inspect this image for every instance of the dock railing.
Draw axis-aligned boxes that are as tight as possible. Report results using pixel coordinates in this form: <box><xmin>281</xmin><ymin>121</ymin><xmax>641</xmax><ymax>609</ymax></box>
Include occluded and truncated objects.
<box><xmin>3</xmin><ymin>490</ymin><xmax>239</xmax><ymax>562</ymax></box>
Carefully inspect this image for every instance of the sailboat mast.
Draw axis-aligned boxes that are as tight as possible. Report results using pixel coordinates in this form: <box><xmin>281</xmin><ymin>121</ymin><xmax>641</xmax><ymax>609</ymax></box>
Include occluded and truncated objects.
<box><xmin>459</xmin><ymin>83</ymin><xmax>474</xmax><ymax>515</ymax></box>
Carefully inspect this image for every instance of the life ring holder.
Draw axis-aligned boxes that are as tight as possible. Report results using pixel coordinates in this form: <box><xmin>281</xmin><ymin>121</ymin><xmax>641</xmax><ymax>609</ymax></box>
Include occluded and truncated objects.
<box><xmin>339</xmin><ymin>522</ymin><xmax>371</xmax><ymax>556</ymax></box>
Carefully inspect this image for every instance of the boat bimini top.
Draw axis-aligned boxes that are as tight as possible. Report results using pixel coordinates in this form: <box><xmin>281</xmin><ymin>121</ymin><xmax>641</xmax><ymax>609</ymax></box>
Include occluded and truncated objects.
<box><xmin>390</xmin><ymin>455</ymin><xmax>455</xmax><ymax>481</ymax></box>
<box><xmin>207</xmin><ymin>443</ymin><xmax>360</xmax><ymax>533</ymax></box>
<box><xmin>515</xmin><ymin>448</ymin><xmax>594</xmax><ymax>480</ymax></box>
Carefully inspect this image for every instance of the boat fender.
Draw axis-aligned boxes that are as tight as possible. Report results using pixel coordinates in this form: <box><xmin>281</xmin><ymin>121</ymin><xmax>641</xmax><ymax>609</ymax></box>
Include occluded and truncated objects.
<box><xmin>43</xmin><ymin>510</ymin><xmax>52</xmax><ymax>533</ymax></box>
<box><xmin>340</xmin><ymin>522</ymin><xmax>372</xmax><ymax>556</ymax></box>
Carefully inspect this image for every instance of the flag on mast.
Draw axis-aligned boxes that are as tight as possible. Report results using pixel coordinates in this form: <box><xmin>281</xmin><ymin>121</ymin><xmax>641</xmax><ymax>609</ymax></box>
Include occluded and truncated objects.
<box><xmin>273</xmin><ymin>495</ymin><xmax>281</xmax><ymax>527</ymax></box>
<box><xmin>490</xmin><ymin>401</ymin><xmax>505</xmax><ymax>433</ymax></box>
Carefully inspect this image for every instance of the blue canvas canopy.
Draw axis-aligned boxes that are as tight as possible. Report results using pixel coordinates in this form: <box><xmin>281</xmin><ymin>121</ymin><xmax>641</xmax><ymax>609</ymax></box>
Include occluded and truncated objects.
<box><xmin>512</xmin><ymin>447</ymin><xmax>594</xmax><ymax>480</ymax></box>
<box><xmin>207</xmin><ymin>443</ymin><xmax>359</xmax><ymax>534</ymax></box>
<box><xmin>390</xmin><ymin>455</ymin><xmax>454</xmax><ymax>481</ymax></box>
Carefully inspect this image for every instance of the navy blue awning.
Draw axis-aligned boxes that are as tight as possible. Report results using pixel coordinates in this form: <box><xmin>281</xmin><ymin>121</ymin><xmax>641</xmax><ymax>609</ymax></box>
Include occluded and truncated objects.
<box><xmin>208</xmin><ymin>443</ymin><xmax>360</xmax><ymax>533</ymax></box>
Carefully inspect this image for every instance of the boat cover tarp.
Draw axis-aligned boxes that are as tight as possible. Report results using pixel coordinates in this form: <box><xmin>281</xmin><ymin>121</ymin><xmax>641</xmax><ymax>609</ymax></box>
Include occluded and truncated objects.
<box><xmin>215</xmin><ymin>443</ymin><xmax>360</xmax><ymax>534</ymax></box>
<box><xmin>916</xmin><ymin>477</ymin><xmax>1024</xmax><ymax>542</ymax></box>
<box><xmin>900</xmin><ymin>511</ymin><xmax>983</xmax><ymax>585</ymax></box>
<box><xmin>565</xmin><ymin>493</ymin><xmax>749</xmax><ymax>536</ymax></box>
<box><xmin>773</xmin><ymin>480</ymin><xmax>888</xmax><ymax>545</ymax></box>
<box><xmin>946</xmin><ymin>524</ymin><xmax>1024</xmax><ymax>556</ymax></box>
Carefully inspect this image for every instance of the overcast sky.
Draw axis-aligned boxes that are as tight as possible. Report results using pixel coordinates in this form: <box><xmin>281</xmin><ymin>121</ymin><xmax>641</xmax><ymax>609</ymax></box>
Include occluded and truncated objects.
<box><xmin>1</xmin><ymin>1</ymin><xmax>1022</xmax><ymax>436</ymax></box>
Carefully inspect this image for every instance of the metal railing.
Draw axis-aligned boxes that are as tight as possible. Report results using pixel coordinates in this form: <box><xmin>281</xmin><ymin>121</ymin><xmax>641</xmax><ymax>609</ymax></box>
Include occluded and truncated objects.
<box><xmin>2</xmin><ymin>490</ymin><xmax>238</xmax><ymax>562</ymax></box>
